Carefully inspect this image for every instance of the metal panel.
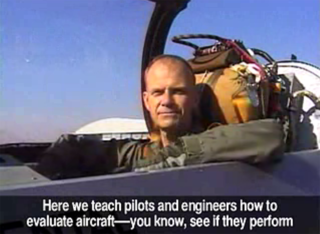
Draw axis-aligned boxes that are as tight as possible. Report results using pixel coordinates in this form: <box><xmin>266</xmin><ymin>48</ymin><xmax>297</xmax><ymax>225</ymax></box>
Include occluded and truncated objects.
<box><xmin>0</xmin><ymin>154</ymin><xmax>49</xmax><ymax>186</ymax></box>
<box><xmin>1</xmin><ymin>150</ymin><xmax>319</xmax><ymax>196</ymax></box>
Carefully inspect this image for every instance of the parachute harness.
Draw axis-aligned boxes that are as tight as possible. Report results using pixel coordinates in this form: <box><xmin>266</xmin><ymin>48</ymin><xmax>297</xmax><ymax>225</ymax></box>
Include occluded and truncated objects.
<box><xmin>172</xmin><ymin>34</ymin><xmax>320</xmax><ymax>151</ymax></box>
<box><xmin>172</xmin><ymin>34</ymin><xmax>268</xmax><ymax>116</ymax></box>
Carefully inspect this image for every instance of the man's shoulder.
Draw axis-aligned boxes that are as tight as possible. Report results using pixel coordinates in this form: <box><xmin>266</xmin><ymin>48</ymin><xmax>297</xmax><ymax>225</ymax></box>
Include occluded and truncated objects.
<box><xmin>203</xmin><ymin>119</ymin><xmax>283</xmax><ymax>133</ymax></box>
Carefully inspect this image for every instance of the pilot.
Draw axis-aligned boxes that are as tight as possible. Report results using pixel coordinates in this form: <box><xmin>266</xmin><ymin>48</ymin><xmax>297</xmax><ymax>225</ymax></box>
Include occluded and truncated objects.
<box><xmin>36</xmin><ymin>55</ymin><xmax>284</xmax><ymax>179</ymax></box>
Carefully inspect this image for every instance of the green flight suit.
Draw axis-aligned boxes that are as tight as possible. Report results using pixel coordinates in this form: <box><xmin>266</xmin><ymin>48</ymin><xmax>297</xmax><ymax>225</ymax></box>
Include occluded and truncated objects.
<box><xmin>36</xmin><ymin>119</ymin><xmax>284</xmax><ymax>179</ymax></box>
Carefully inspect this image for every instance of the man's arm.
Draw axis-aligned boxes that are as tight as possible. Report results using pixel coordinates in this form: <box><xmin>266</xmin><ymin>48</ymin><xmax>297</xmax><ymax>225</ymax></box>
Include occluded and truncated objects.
<box><xmin>134</xmin><ymin>119</ymin><xmax>285</xmax><ymax>171</ymax></box>
<box><xmin>35</xmin><ymin>135</ymin><xmax>144</xmax><ymax>179</ymax></box>
<box><xmin>36</xmin><ymin>119</ymin><xmax>284</xmax><ymax>178</ymax></box>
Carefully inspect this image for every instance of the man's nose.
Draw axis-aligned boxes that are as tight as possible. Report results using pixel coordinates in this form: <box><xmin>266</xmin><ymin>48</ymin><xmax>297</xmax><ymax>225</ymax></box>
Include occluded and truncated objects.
<box><xmin>161</xmin><ymin>90</ymin><xmax>174</xmax><ymax>106</ymax></box>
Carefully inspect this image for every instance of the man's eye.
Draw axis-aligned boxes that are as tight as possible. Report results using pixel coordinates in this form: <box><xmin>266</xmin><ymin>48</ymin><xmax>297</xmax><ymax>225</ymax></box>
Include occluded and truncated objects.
<box><xmin>152</xmin><ymin>90</ymin><xmax>162</xmax><ymax>96</ymax></box>
<box><xmin>174</xmin><ymin>89</ymin><xmax>186</xmax><ymax>95</ymax></box>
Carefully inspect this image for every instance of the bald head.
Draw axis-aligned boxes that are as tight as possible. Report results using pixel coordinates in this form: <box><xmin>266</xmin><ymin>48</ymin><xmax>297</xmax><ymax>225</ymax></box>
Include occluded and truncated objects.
<box><xmin>144</xmin><ymin>55</ymin><xmax>195</xmax><ymax>89</ymax></box>
<box><xmin>143</xmin><ymin>54</ymin><xmax>198</xmax><ymax>137</ymax></box>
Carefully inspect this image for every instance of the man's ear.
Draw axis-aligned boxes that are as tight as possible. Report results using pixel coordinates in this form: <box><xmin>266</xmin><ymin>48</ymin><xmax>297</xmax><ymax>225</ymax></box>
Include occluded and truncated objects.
<box><xmin>143</xmin><ymin>91</ymin><xmax>150</xmax><ymax>112</ymax></box>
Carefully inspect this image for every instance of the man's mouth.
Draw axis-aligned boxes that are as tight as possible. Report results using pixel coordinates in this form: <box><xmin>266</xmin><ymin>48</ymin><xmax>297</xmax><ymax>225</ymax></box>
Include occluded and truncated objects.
<box><xmin>158</xmin><ymin>111</ymin><xmax>179</xmax><ymax>116</ymax></box>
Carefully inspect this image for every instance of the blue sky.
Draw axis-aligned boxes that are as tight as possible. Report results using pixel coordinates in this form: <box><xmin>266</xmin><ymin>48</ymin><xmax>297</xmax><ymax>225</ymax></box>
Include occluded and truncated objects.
<box><xmin>1</xmin><ymin>0</ymin><xmax>319</xmax><ymax>143</ymax></box>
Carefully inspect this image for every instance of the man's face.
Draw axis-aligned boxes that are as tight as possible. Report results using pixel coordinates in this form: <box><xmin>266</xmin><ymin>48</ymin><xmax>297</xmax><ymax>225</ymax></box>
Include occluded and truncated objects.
<box><xmin>143</xmin><ymin>59</ymin><xmax>197</xmax><ymax>134</ymax></box>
